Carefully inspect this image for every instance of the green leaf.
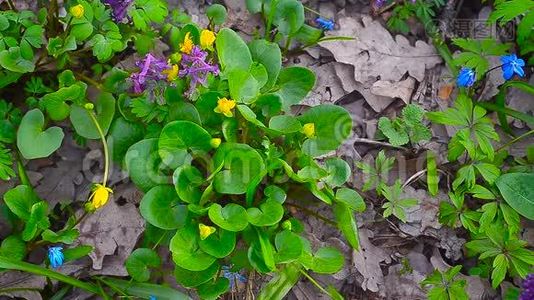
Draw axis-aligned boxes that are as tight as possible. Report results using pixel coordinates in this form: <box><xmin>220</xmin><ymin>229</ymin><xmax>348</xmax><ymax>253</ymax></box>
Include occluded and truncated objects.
<box><xmin>140</xmin><ymin>185</ymin><xmax>188</xmax><ymax>230</ymax></box>
<box><xmin>0</xmin><ymin>235</ymin><xmax>26</xmax><ymax>261</ymax></box>
<box><xmin>0</xmin><ymin>47</ymin><xmax>34</xmax><ymax>73</ymax></box>
<box><xmin>170</xmin><ymin>225</ymin><xmax>216</xmax><ymax>271</ymax></box>
<box><xmin>4</xmin><ymin>185</ymin><xmax>40</xmax><ymax>221</ymax></box>
<box><xmin>126</xmin><ymin>248</ymin><xmax>161</xmax><ymax>282</ymax></box>
<box><xmin>158</xmin><ymin>120</ymin><xmax>211</xmax><ymax>169</ymax></box>
<box><xmin>333</xmin><ymin>203</ymin><xmax>360</xmax><ymax>250</ymax></box>
<box><xmin>275</xmin><ymin>230</ymin><xmax>303</xmax><ymax>263</ymax></box>
<box><xmin>310</xmin><ymin>247</ymin><xmax>344</xmax><ymax>274</ymax></box>
<box><xmin>174</xmin><ymin>263</ymin><xmax>219</xmax><ymax>288</ymax></box>
<box><xmin>17</xmin><ymin>109</ymin><xmax>64</xmax><ymax>159</ymax></box>
<box><xmin>88</xmin><ymin>34</ymin><xmax>123</xmax><ymax>62</ymax></box>
<box><xmin>103</xmin><ymin>278</ymin><xmax>190</xmax><ymax>300</ymax></box>
<box><xmin>63</xmin><ymin>245</ymin><xmax>93</xmax><ymax>262</ymax></box>
<box><xmin>198</xmin><ymin>229</ymin><xmax>236</xmax><ymax>258</ymax></box>
<box><xmin>41</xmin><ymin>229</ymin><xmax>79</xmax><ymax>244</ymax></box>
<box><xmin>324</xmin><ymin>158</ymin><xmax>351</xmax><ymax>188</ymax></box>
<box><xmin>335</xmin><ymin>188</ymin><xmax>365</xmax><ymax>212</ymax></box>
<box><xmin>22</xmin><ymin>201</ymin><xmax>50</xmax><ymax>241</ymax></box>
<box><xmin>107</xmin><ymin>117</ymin><xmax>144</xmax><ymax>163</ymax></box>
<box><xmin>491</xmin><ymin>254</ymin><xmax>508</xmax><ymax>288</ymax></box>
<box><xmin>257</xmin><ymin>264</ymin><xmax>301</xmax><ymax>300</ymax></box>
<box><xmin>206</xmin><ymin>4</ymin><xmax>227</xmax><ymax>25</ymax></box>
<box><xmin>276</xmin><ymin>67</ymin><xmax>315</xmax><ymax>111</ymax></box>
<box><xmin>378</xmin><ymin>117</ymin><xmax>409</xmax><ymax>146</ymax></box>
<box><xmin>208</xmin><ymin>203</ymin><xmax>248</xmax><ymax>232</ymax></box>
<box><xmin>247</xmin><ymin>199</ymin><xmax>284</xmax><ymax>226</ymax></box>
<box><xmin>173</xmin><ymin>165</ymin><xmax>203</xmax><ymax>204</ymax></box>
<box><xmin>237</xmin><ymin>104</ymin><xmax>265</xmax><ymax>127</ymax></box>
<box><xmin>22</xmin><ymin>25</ymin><xmax>44</xmax><ymax>48</ymax></box>
<box><xmin>269</xmin><ymin>115</ymin><xmax>302</xmax><ymax>133</ymax></box>
<box><xmin>475</xmin><ymin>162</ymin><xmax>501</xmax><ymax>185</ymax></box>
<box><xmin>197</xmin><ymin>277</ymin><xmax>230</xmax><ymax>300</ymax></box>
<box><xmin>488</xmin><ymin>0</ymin><xmax>534</xmax><ymax>24</ymax></box>
<box><xmin>125</xmin><ymin>139</ymin><xmax>168</xmax><ymax>192</ymax></box>
<box><xmin>298</xmin><ymin>105</ymin><xmax>352</xmax><ymax>157</ymax></box>
<box><xmin>0</xmin><ymin>146</ymin><xmax>14</xmax><ymax>180</ymax></box>
<box><xmin>248</xmin><ymin>39</ymin><xmax>282</xmax><ymax>90</ymax></box>
<box><xmin>427</xmin><ymin>151</ymin><xmax>439</xmax><ymax>196</ymax></box>
<box><xmin>70</xmin><ymin>92</ymin><xmax>116</xmax><ymax>139</ymax></box>
<box><xmin>496</xmin><ymin>173</ymin><xmax>534</xmax><ymax>220</ymax></box>
<box><xmin>273</xmin><ymin>0</ymin><xmax>305</xmax><ymax>35</ymax></box>
<box><xmin>70</xmin><ymin>22</ymin><xmax>94</xmax><ymax>42</ymax></box>
<box><xmin>228</xmin><ymin>69</ymin><xmax>259</xmax><ymax>103</ymax></box>
<box><xmin>213</xmin><ymin>143</ymin><xmax>265</xmax><ymax>194</ymax></box>
<box><xmin>216</xmin><ymin>28</ymin><xmax>252</xmax><ymax>72</ymax></box>
<box><xmin>47</xmin><ymin>36</ymin><xmax>77</xmax><ymax>58</ymax></box>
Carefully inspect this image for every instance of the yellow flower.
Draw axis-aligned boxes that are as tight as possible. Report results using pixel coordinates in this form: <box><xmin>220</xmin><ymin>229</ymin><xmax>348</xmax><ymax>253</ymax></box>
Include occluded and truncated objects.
<box><xmin>199</xmin><ymin>223</ymin><xmax>216</xmax><ymax>240</ymax></box>
<box><xmin>214</xmin><ymin>97</ymin><xmax>236</xmax><ymax>117</ymax></box>
<box><xmin>210</xmin><ymin>138</ymin><xmax>222</xmax><ymax>148</ymax></box>
<box><xmin>89</xmin><ymin>184</ymin><xmax>113</xmax><ymax>209</ymax></box>
<box><xmin>180</xmin><ymin>32</ymin><xmax>194</xmax><ymax>54</ymax></box>
<box><xmin>70</xmin><ymin>4</ymin><xmax>85</xmax><ymax>19</ymax></box>
<box><xmin>302</xmin><ymin>123</ymin><xmax>315</xmax><ymax>138</ymax></box>
<box><xmin>200</xmin><ymin>29</ymin><xmax>216</xmax><ymax>50</ymax></box>
<box><xmin>162</xmin><ymin>64</ymin><xmax>179</xmax><ymax>82</ymax></box>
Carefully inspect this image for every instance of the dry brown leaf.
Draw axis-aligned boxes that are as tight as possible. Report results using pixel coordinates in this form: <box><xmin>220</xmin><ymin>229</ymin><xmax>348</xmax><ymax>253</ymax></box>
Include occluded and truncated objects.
<box><xmin>438</xmin><ymin>84</ymin><xmax>454</xmax><ymax>100</ymax></box>
<box><xmin>0</xmin><ymin>270</ymin><xmax>46</xmax><ymax>300</ymax></box>
<box><xmin>352</xmin><ymin>229</ymin><xmax>391</xmax><ymax>294</ymax></box>
<box><xmin>370</xmin><ymin>77</ymin><xmax>416</xmax><ymax>104</ymax></box>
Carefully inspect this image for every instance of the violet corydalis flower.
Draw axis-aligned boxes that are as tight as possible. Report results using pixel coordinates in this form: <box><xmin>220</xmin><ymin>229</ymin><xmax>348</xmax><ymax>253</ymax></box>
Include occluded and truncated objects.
<box><xmin>179</xmin><ymin>46</ymin><xmax>219</xmax><ymax>95</ymax></box>
<box><xmin>520</xmin><ymin>274</ymin><xmax>534</xmax><ymax>300</ymax></box>
<box><xmin>130</xmin><ymin>53</ymin><xmax>170</xmax><ymax>93</ymax></box>
<box><xmin>103</xmin><ymin>0</ymin><xmax>133</xmax><ymax>22</ymax></box>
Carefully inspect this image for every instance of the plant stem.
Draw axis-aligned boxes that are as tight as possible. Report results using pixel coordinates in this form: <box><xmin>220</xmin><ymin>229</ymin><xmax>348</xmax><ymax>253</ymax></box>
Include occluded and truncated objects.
<box><xmin>496</xmin><ymin>129</ymin><xmax>534</xmax><ymax>153</ymax></box>
<box><xmin>299</xmin><ymin>270</ymin><xmax>330</xmax><ymax>296</ymax></box>
<box><xmin>285</xmin><ymin>203</ymin><xmax>336</xmax><ymax>226</ymax></box>
<box><xmin>16</xmin><ymin>152</ymin><xmax>32</xmax><ymax>188</ymax></box>
<box><xmin>75</xmin><ymin>72</ymin><xmax>103</xmax><ymax>90</ymax></box>
<box><xmin>0</xmin><ymin>257</ymin><xmax>101</xmax><ymax>296</ymax></box>
<box><xmin>7</xmin><ymin>0</ymin><xmax>17</xmax><ymax>11</ymax></box>
<box><xmin>87</xmin><ymin>110</ymin><xmax>110</xmax><ymax>185</ymax></box>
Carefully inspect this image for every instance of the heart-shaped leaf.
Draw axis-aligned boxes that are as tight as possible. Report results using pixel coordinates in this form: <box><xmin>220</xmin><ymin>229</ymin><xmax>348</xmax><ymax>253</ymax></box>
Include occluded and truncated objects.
<box><xmin>126</xmin><ymin>248</ymin><xmax>162</xmax><ymax>282</ymax></box>
<box><xmin>198</xmin><ymin>229</ymin><xmax>236</xmax><ymax>258</ymax></box>
<box><xmin>248</xmin><ymin>39</ymin><xmax>282</xmax><ymax>90</ymax></box>
<box><xmin>159</xmin><ymin>120</ymin><xmax>211</xmax><ymax>169</ymax></box>
<box><xmin>170</xmin><ymin>225</ymin><xmax>216</xmax><ymax>271</ymax></box>
<box><xmin>125</xmin><ymin>139</ymin><xmax>168</xmax><ymax>192</ymax></box>
<box><xmin>273</xmin><ymin>0</ymin><xmax>305</xmax><ymax>35</ymax></box>
<box><xmin>247</xmin><ymin>200</ymin><xmax>284</xmax><ymax>226</ymax></box>
<box><xmin>174</xmin><ymin>263</ymin><xmax>219</xmax><ymax>288</ymax></box>
<box><xmin>335</xmin><ymin>188</ymin><xmax>365</xmax><ymax>212</ymax></box>
<box><xmin>276</xmin><ymin>67</ymin><xmax>315</xmax><ymax>111</ymax></box>
<box><xmin>17</xmin><ymin>109</ymin><xmax>64</xmax><ymax>159</ymax></box>
<box><xmin>208</xmin><ymin>203</ymin><xmax>248</xmax><ymax>232</ymax></box>
<box><xmin>275</xmin><ymin>230</ymin><xmax>303</xmax><ymax>263</ymax></box>
<box><xmin>69</xmin><ymin>92</ymin><xmax>116</xmax><ymax>139</ymax></box>
<box><xmin>324</xmin><ymin>158</ymin><xmax>351</xmax><ymax>187</ymax></box>
<box><xmin>140</xmin><ymin>185</ymin><xmax>188</xmax><ymax>230</ymax></box>
<box><xmin>173</xmin><ymin>165</ymin><xmax>204</xmax><ymax>204</ymax></box>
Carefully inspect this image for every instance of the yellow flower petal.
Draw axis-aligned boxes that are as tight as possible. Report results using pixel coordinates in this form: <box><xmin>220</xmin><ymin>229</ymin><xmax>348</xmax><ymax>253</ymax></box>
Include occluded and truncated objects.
<box><xmin>302</xmin><ymin>123</ymin><xmax>315</xmax><ymax>138</ymax></box>
<box><xmin>200</xmin><ymin>29</ymin><xmax>216</xmax><ymax>50</ymax></box>
<box><xmin>214</xmin><ymin>97</ymin><xmax>236</xmax><ymax>117</ymax></box>
<box><xmin>70</xmin><ymin>4</ymin><xmax>85</xmax><ymax>19</ymax></box>
<box><xmin>162</xmin><ymin>64</ymin><xmax>179</xmax><ymax>82</ymax></box>
<box><xmin>210</xmin><ymin>138</ymin><xmax>222</xmax><ymax>148</ymax></box>
<box><xmin>199</xmin><ymin>223</ymin><xmax>216</xmax><ymax>240</ymax></box>
<box><xmin>89</xmin><ymin>184</ymin><xmax>113</xmax><ymax>209</ymax></box>
<box><xmin>180</xmin><ymin>32</ymin><xmax>194</xmax><ymax>54</ymax></box>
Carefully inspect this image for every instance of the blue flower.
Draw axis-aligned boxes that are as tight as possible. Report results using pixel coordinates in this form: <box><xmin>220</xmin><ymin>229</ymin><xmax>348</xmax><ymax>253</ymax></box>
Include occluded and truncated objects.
<box><xmin>520</xmin><ymin>274</ymin><xmax>534</xmax><ymax>300</ymax></box>
<box><xmin>222</xmin><ymin>265</ymin><xmax>247</xmax><ymax>289</ymax></box>
<box><xmin>501</xmin><ymin>54</ymin><xmax>525</xmax><ymax>80</ymax></box>
<box><xmin>315</xmin><ymin>17</ymin><xmax>335</xmax><ymax>31</ymax></box>
<box><xmin>48</xmin><ymin>246</ymin><xmax>64</xmax><ymax>269</ymax></box>
<box><xmin>148</xmin><ymin>296</ymin><xmax>156</xmax><ymax>300</ymax></box>
<box><xmin>456</xmin><ymin>67</ymin><xmax>476</xmax><ymax>87</ymax></box>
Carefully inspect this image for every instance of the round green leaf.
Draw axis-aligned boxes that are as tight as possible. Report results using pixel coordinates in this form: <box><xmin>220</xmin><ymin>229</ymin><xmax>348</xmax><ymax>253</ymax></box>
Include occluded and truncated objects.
<box><xmin>4</xmin><ymin>185</ymin><xmax>40</xmax><ymax>221</ymax></box>
<box><xmin>216</xmin><ymin>28</ymin><xmax>252</xmax><ymax>72</ymax></box>
<box><xmin>69</xmin><ymin>92</ymin><xmax>116</xmax><ymax>139</ymax></box>
<box><xmin>274</xmin><ymin>230</ymin><xmax>303</xmax><ymax>263</ymax></box>
<box><xmin>196</xmin><ymin>92</ymin><xmax>224</xmax><ymax>127</ymax></box>
<box><xmin>248</xmin><ymin>39</ymin><xmax>282</xmax><ymax>90</ymax></box>
<box><xmin>250</xmin><ymin>62</ymin><xmax>268</xmax><ymax>89</ymax></box>
<box><xmin>496</xmin><ymin>173</ymin><xmax>534</xmax><ymax>220</ymax></box>
<box><xmin>170</xmin><ymin>225</ymin><xmax>216</xmax><ymax>271</ymax></box>
<box><xmin>158</xmin><ymin>120</ymin><xmax>211</xmax><ymax>169</ymax></box>
<box><xmin>273</xmin><ymin>0</ymin><xmax>305</xmax><ymax>35</ymax></box>
<box><xmin>198</xmin><ymin>229</ymin><xmax>236</xmax><ymax>258</ymax></box>
<box><xmin>125</xmin><ymin>139</ymin><xmax>168</xmax><ymax>192</ymax></box>
<box><xmin>335</xmin><ymin>188</ymin><xmax>365</xmax><ymax>212</ymax></box>
<box><xmin>268</xmin><ymin>115</ymin><xmax>302</xmax><ymax>134</ymax></box>
<box><xmin>17</xmin><ymin>109</ymin><xmax>64</xmax><ymax>159</ymax></box>
<box><xmin>173</xmin><ymin>165</ymin><xmax>203</xmax><ymax>204</ymax></box>
<box><xmin>276</xmin><ymin>67</ymin><xmax>315</xmax><ymax>111</ymax></box>
<box><xmin>0</xmin><ymin>47</ymin><xmax>35</xmax><ymax>73</ymax></box>
<box><xmin>228</xmin><ymin>69</ymin><xmax>259</xmax><ymax>103</ymax></box>
<box><xmin>213</xmin><ymin>143</ymin><xmax>265</xmax><ymax>194</ymax></box>
<box><xmin>174</xmin><ymin>263</ymin><xmax>219</xmax><ymax>288</ymax></box>
<box><xmin>247</xmin><ymin>200</ymin><xmax>284</xmax><ymax>226</ymax></box>
<box><xmin>107</xmin><ymin>117</ymin><xmax>144</xmax><ymax>163</ymax></box>
<box><xmin>264</xmin><ymin>185</ymin><xmax>287</xmax><ymax>203</ymax></box>
<box><xmin>298</xmin><ymin>105</ymin><xmax>352</xmax><ymax>157</ymax></box>
<box><xmin>197</xmin><ymin>277</ymin><xmax>230</xmax><ymax>300</ymax></box>
<box><xmin>126</xmin><ymin>248</ymin><xmax>162</xmax><ymax>282</ymax></box>
<box><xmin>324</xmin><ymin>158</ymin><xmax>351</xmax><ymax>187</ymax></box>
<box><xmin>140</xmin><ymin>185</ymin><xmax>188</xmax><ymax>230</ymax></box>
<box><xmin>311</xmin><ymin>247</ymin><xmax>344</xmax><ymax>274</ymax></box>
<box><xmin>206</xmin><ymin>4</ymin><xmax>227</xmax><ymax>25</ymax></box>
<box><xmin>0</xmin><ymin>235</ymin><xmax>26</xmax><ymax>261</ymax></box>
<box><xmin>208</xmin><ymin>203</ymin><xmax>248</xmax><ymax>232</ymax></box>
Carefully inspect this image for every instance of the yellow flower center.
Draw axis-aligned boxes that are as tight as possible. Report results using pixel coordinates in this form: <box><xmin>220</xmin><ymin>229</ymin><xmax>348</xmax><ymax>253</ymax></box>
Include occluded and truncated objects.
<box><xmin>70</xmin><ymin>4</ymin><xmax>85</xmax><ymax>19</ymax></box>
<box><xmin>180</xmin><ymin>32</ymin><xmax>194</xmax><ymax>54</ymax></box>
<box><xmin>90</xmin><ymin>184</ymin><xmax>113</xmax><ymax>209</ymax></box>
<box><xmin>162</xmin><ymin>64</ymin><xmax>179</xmax><ymax>82</ymax></box>
<box><xmin>214</xmin><ymin>97</ymin><xmax>236</xmax><ymax>117</ymax></box>
<box><xmin>210</xmin><ymin>138</ymin><xmax>222</xmax><ymax>148</ymax></box>
<box><xmin>199</xmin><ymin>223</ymin><xmax>216</xmax><ymax>240</ymax></box>
<box><xmin>200</xmin><ymin>30</ymin><xmax>216</xmax><ymax>50</ymax></box>
<box><xmin>302</xmin><ymin>123</ymin><xmax>315</xmax><ymax>138</ymax></box>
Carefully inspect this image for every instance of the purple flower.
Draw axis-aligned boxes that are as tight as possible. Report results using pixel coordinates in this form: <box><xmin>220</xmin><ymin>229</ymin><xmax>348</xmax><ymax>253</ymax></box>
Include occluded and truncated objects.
<box><xmin>374</xmin><ymin>0</ymin><xmax>387</xmax><ymax>8</ymax></box>
<box><xmin>315</xmin><ymin>17</ymin><xmax>335</xmax><ymax>31</ymax></box>
<box><xmin>130</xmin><ymin>53</ymin><xmax>170</xmax><ymax>93</ymax></box>
<box><xmin>179</xmin><ymin>46</ymin><xmax>219</xmax><ymax>95</ymax></box>
<box><xmin>501</xmin><ymin>54</ymin><xmax>525</xmax><ymax>80</ymax></box>
<box><xmin>222</xmin><ymin>265</ymin><xmax>247</xmax><ymax>290</ymax></box>
<box><xmin>103</xmin><ymin>0</ymin><xmax>133</xmax><ymax>22</ymax></box>
<box><xmin>520</xmin><ymin>274</ymin><xmax>534</xmax><ymax>300</ymax></box>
